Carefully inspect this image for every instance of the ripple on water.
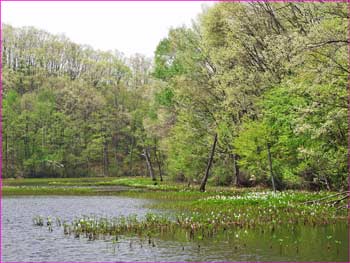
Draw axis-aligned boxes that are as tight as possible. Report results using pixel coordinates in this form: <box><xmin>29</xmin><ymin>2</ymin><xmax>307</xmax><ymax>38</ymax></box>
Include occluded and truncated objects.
<box><xmin>1</xmin><ymin>196</ymin><xmax>349</xmax><ymax>262</ymax></box>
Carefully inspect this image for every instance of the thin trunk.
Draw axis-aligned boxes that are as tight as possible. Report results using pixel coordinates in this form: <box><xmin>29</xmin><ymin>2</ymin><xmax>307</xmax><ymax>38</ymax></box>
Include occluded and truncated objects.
<box><xmin>154</xmin><ymin>145</ymin><xmax>163</xmax><ymax>182</ymax></box>
<box><xmin>24</xmin><ymin>118</ymin><xmax>29</xmax><ymax>159</ymax></box>
<box><xmin>42</xmin><ymin>126</ymin><xmax>45</xmax><ymax>153</ymax></box>
<box><xmin>128</xmin><ymin>137</ymin><xmax>135</xmax><ymax>175</ymax></box>
<box><xmin>61</xmin><ymin>126</ymin><xmax>66</xmax><ymax>177</ymax></box>
<box><xmin>231</xmin><ymin>153</ymin><xmax>240</xmax><ymax>186</ymax></box>
<box><xmin>84</xmin><ymin>115</ymin><xmax>89</xmax><ymax>175</ymax></box>
<box><xmin>5</xmin><ymin>132</ymin><xmax>8</xmax><ymax>178</ymax></box>
<box><xmin>267</xmin><ymin>143</ymin><xmax>276</xmax><ymax>192</ymax></box>
<box><xmin>200</xmin><ymin>133</ymin><xmax>218</xmax><ymax>192</ymax></box>
<box><xmin>103</xmin><ymin>139</ymin><xmax>109</xmax><ymax>176</ymax></box>
<box><xmin>11</xmin><ymin>140</ymin><xmax>15</xmax><ymax>177</ymax></box>
<box><xmin>114</xmin><ymin>135</ymin><xmax>118</xmax><ymax>169</ymax></box>
<box><xmin>144</xmin><ymin>147</ymin><xmax>156</xmax><ymax>181</ymax></box>
<box><xmin>324</xmin><ymin>176</ymin><xmax>331</xmax><ymax>191</ymax></box>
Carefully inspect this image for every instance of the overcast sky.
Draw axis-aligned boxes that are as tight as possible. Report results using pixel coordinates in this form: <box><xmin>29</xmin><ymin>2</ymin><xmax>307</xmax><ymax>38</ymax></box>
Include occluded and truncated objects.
<box><xmin>2</xmin><ymin>1</ymin><xmax>215</xmax><ymax>57</ymax></box>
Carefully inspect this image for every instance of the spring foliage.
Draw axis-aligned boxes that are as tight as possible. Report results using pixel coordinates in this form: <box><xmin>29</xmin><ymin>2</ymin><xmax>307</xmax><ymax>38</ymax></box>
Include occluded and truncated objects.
<box><xmin>2</xmin><ymin>2</ymin><xmax>348</xmax><ymax>190</ymax></box>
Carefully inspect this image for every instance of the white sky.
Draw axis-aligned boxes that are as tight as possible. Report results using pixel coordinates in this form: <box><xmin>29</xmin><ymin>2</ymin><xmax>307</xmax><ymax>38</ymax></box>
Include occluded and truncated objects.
<box><xmin>2</xmin><ymin>1</ymin><xmax>215</xmax><ymax>57</ymax></box>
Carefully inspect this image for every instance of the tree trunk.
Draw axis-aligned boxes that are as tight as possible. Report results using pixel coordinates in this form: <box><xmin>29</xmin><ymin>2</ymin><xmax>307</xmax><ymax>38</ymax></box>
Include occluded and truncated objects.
<box><xmin>5</xmin><ymin>132</ymin><xmax>8</xmax><ymax>178</ymax></box>
<box><xmin>154</xmin><ymin>139</ymin><xmax>163</xmax><ymax>181</ymax></box>
<box><xmin>11</xmin><ymin>141</ymin><xmax>16</xmax><ymax>177</ymax></box>
<box><xmin>144</xmin><ymin>147</ymin><xmax>156</xmax><ymax>181</ymax></box>
<box><xmin>128</xmin><ymin>137</ymin><xmax>135</xmax><ymax>175</ymax></box>
<box><xmin>24</xmin><ymin>117</ymin><xmax>29</xmax><ymax>159</ymax></box>
<box><xmin>103</xmin><ymin>140</ymin><xmax>109</xmax><ymax>176</ymax></box>
<box><xmin>114</xmin><ymin>135</ymin><xmax>118</xmax><ymax>170</ymax></box>
<box><xmin>61</xmin><ymin>127</ymin><xmax>67</xmax><ymax>177</ymax></box>
<box><xmin>231</xmin><ymin>153</ymin><xmax>240</xmax><ymax>186</ymax></box>
<box><xmin>267</xmin><ymin>143</ymin><xmax>276</xmax><ymax>192</ymax></box>
<box><xmin>200</xmin><ymin>133</ymin><xmax>218</xmax><ymax>192</ymax></box>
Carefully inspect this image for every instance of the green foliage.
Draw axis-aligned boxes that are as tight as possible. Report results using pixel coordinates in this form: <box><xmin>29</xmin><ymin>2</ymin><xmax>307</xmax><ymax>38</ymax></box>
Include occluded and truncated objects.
<box><xmin>165</xmin><ymin>112</ymin><xmax>210</xmax><ymax>181</ymax></box>
<box><xmin>154</xmin><ymin>86</ymin><xmax>174</xmax><ymax>107</ymax></box>
<box><xmin>2</xmin><ymin>2</ymin><xmax>347</xmax><ymax>191</ymax></box>
<box><xmin>234</xmin><ymin>120</ymin><xmax>271</xmax><ymax>182</ymax></box>
<box><xmin>153</xmin><ymin>38</ymin><xmax>185</xmax><ymax>80</ymax></box>
<box><xmin>2</xmin><ymin>24</ymin><xmax>150</xmax><ymax>178</ymax></box>
<box><xmin>152</xmin><ymin>2</ymin><xmax>347</xmax><ymax>190</ymax></box>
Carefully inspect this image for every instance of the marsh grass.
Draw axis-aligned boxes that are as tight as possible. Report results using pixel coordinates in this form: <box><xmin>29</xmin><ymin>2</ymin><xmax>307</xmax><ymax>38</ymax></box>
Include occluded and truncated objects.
<box><xmin>2</xmin><ymin>186</ymin><xmax>98</xmax><ymax>195</ymax></box>
<box><xmin>3</xmin><ymin>176</ymin><xmax>253</xmax><ymax>192</ymax></box>
<box><xmin>2</xmin><ymin>176</ymin><xmax>185</xmax><ymax>194</ymax></box>
<box><xmin>10</xmin><ymin>177</ymin><xmax>348</xmax><ymax>241</ymax></box>
<box><xmin>2</xmin><ymin>177</ymin><xmax>118</xmax><ymax>187</ymax></box>
<box><xmin>32</xmin><ymin>190</ymin><xmax>347</xmax><ymax>243</ymax></box>
<box><xmin>122</xmin><ymin>190</ymin><xmax>347</xmax><ymax>229</ymax></box>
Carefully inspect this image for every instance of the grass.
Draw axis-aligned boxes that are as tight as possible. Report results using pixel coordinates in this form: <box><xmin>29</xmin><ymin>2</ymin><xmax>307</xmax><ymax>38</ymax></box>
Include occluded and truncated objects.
<box><xmin>1</xmin><ymin>176</ymin><xmax>189</xmax><ymax>195</ymax></box>
<box><xmin>2</xmin><ymin>177</ymin><xmax>118</xmax><ymax>187</ymax></box>
<box><xmin>1</xmin><ymin>176</ymin><xmax>185</xmax><ymax>193</ymax></box>
<box><xmin>2</xmin><ymin>176</ymin><xmax>241</xmax><ymax>191</ymax></box>
<box><xmin>2</xmin><ymin>186</ymin><xmax>98</xmax><ymax>195</ymax></box>
<box><xmin>106</xmin><ymin>177</ymin><xmax>182</xmax><ymax>191</ymax></box>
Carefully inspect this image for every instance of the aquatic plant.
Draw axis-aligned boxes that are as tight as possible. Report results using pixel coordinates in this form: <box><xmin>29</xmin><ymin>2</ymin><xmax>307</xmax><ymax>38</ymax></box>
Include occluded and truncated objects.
<box><xmin>29</xmin><ymin>185</ymin><xmax>346</xmax><ymax>247</ymax></box>
<box><xmin>33</xmin><ymin>216</ymin><xmax>44</xmax><ymax>226</ymax></box>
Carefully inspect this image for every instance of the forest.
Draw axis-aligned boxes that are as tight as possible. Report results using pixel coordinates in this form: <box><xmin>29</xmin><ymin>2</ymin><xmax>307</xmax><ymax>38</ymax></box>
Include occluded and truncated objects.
<box><xmin>2</xmin><ymin>1</ymin><xmax>348</xmax><ymax>192</ymax></box>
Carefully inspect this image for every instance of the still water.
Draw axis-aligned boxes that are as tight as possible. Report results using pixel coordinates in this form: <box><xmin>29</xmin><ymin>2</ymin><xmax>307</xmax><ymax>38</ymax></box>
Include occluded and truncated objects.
<box><xmin>1</xmin><ymin>196</ymin><xmax>348</xmax><ymax>262</ymax></box>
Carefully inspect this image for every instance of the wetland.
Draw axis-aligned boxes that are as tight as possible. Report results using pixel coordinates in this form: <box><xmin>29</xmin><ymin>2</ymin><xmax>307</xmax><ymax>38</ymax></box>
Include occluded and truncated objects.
<box><xmin>1</xmin><ymin>178</ymin><xmax>348</xmax><ymax>262</ymax></box>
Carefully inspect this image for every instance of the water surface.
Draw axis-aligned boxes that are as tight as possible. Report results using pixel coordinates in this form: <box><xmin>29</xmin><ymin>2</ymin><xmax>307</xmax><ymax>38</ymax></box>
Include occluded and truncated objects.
<box><xmin>1</xmin><ymin>196</ymin><xmax>348</xmax><ymax>262</ymax></box>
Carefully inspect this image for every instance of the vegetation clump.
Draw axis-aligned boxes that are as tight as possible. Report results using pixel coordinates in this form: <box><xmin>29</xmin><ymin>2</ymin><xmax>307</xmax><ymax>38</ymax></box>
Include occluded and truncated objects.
<box><xmin>32</xmin><ymin>190</ymin><xmax>347</xmax><ymax>242</ymax></box>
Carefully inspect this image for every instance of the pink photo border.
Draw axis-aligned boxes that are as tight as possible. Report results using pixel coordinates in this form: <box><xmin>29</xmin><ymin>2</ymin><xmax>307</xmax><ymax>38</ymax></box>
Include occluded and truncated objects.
<box><xmin>0</xmin><ymin>0</ymin><xmax>348</xmax><ymax>262</ymax></box>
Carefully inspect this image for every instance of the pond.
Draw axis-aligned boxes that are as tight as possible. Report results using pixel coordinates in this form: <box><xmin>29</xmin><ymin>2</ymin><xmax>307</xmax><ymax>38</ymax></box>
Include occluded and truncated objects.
<box><xmin>1</xmin><ymin>196</ymin><xmax>348</xmax><ymax>262</ymax></box>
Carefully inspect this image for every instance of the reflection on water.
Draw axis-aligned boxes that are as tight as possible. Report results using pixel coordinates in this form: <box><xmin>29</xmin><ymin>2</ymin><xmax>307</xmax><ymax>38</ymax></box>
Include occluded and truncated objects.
<box><xmin>1</xmin><ymin>196</ymin><xmax>348</xmax><ymax>262</ymax></box>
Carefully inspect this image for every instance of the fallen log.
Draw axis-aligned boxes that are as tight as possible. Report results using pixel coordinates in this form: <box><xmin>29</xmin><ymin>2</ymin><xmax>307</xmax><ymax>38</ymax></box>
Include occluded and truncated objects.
<box><xmin>302</xmin><ymin>191</ymin><xmax>349</xmax><ymax>209</ymax></box>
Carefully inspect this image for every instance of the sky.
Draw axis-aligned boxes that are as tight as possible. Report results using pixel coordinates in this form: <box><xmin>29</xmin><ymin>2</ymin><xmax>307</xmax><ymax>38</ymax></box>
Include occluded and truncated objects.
<box><xmin>2</xmin><ymin>1</ymin><xmax>215</xmax><ymax>57</ymax></box>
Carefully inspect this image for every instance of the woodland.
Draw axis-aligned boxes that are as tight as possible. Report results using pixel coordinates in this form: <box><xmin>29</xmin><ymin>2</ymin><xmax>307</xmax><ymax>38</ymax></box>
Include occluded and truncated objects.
<box><xmin>2</xmin><ymin>2</ymin><xmax>348</xmax><ymax>192</ymax></box>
